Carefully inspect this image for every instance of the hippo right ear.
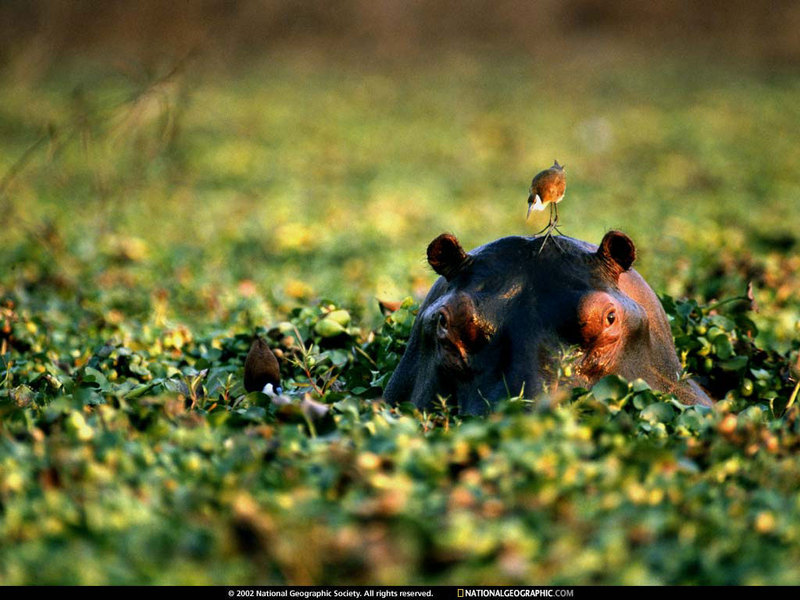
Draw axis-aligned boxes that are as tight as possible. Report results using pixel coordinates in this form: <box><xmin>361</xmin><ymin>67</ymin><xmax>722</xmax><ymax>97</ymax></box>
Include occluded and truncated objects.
<box><xmin>427</xmin><ymin>233</ymin><xmax>469</xmax><ymax>281</ymax></box>
<box><xmin>597</xmin><ymin>230</ymin><xmax>636</xmax><ymax>276</ymax></box>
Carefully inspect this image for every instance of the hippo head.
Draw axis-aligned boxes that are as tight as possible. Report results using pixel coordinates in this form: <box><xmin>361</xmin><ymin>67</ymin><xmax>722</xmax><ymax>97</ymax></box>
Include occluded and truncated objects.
<box><xmin>384</xmin><ymin>231</ymin><xmax>711</xmax><ymax>414</ymax></box>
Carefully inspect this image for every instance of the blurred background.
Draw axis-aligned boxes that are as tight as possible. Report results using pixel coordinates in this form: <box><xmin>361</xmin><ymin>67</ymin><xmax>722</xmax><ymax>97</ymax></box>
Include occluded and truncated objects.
<box><xmin>1</xmin><ymin>0</ymin><xmax>798</xmax><ymax>346</ymax></box>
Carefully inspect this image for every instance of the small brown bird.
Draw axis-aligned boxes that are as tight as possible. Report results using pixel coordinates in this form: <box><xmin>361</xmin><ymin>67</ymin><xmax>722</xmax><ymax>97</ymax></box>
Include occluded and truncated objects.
<box><xmin>244</xmin><ymin>337</ymin><xmax>282</xmax><ymax>396</ymax></box>
<box><xmin>527</xmin><ymin>160</ymin><xmax>566</xmax><ymax>247</ymax></box>
<box><xmin>243</xmin><ymin>336</ymin><xmax>331</xmax><ymax>421</ymax></box>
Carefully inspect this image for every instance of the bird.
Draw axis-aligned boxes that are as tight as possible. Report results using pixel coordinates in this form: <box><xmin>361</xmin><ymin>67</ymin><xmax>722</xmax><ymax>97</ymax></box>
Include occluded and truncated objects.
<box><xmin>244</xmin><ymin>337</ymin><xmax>282</xmax><ymax>396</ymax></box>
<box><xmin>527</xmin><ymin>160</ymin><xmax>566</xmax><ymax>251</ymax></box>
<box><xmin>243</xmin><ymin>336</ymin><xmax>330</xmax><ymax>421</ymax></box>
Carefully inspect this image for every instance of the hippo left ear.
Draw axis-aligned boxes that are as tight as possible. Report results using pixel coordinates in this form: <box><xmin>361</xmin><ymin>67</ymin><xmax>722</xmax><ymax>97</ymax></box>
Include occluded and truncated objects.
<box><xmin>597</xmin><ymin>230</ymin><xmax>636</xmax><ymax>275</ymax></box>
<box><xmin>427</xmin><ymin>233</ymin><xmax>469</xmax><ymax>281</ymax></box>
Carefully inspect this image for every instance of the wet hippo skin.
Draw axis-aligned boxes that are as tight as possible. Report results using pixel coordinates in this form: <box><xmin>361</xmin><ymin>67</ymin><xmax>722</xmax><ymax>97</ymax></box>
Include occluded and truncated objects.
<box><xmin>384</xmin><ymin>231</ymin><xmax>712</xmax><ymax>415</ymax></box>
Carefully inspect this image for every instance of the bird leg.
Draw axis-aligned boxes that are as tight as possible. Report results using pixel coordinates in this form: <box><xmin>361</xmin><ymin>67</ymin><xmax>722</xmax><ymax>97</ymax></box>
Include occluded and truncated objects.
<box><xmin>537</xmin><ymin>228</ymin><xmax>562</xmax><ymax>255</ymax></box>
<box><xmin>532</xmin><ymin>204</ymin><xmax>555</xmax><ymax>236</ymax></box>
<box><xmin>537</xmin><ymin>228</ymin><xmax>565</xmax><ymax>256</ymax></box>
<box><xmin>552</xmin><ymin>204</ymin><xmax>566</xmax><ymax>236</ymax></box>
<box><xmin>536</xmin><ymin>205</ymin><xmax>566</xmax><ymax>255</ymax></box>
<box><xmin>537</xmin><ymin>229</ymin><xmax>551</xmax><ymax>255</ymax></box>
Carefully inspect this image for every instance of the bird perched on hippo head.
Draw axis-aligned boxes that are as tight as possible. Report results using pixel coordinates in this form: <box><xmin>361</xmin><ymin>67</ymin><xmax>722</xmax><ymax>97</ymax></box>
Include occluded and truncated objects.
<box><xmin>527</xmin><ymin>160</ymin><xmax>566</xmax><ymax>251</ymax></box>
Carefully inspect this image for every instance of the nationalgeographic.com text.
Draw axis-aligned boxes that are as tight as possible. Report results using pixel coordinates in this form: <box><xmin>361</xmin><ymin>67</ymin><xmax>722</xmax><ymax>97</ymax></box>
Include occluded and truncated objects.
<box><xmin>461</xmin><ymin>590</ymin><xmax>574</xmax><ymax>598</ymax></box>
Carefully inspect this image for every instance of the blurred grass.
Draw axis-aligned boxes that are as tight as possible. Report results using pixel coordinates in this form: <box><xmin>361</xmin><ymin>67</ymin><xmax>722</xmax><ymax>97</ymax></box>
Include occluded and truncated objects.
<box><xmin>1</xmin><ymin>52</ymin><xmax>798</xmax><ymax>340</ymax></box>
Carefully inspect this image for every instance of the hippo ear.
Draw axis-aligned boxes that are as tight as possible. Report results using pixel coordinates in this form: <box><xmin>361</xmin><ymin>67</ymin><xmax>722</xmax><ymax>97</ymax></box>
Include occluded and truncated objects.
<box><xmin>427</xmin><ymin>233</ymin><xmax>468</xmax><ymax>281</ymax></box>
<box><xmin>597</xmin><ymin>230</ymin><xmax>636</xmax><ymax>275</ymax></box>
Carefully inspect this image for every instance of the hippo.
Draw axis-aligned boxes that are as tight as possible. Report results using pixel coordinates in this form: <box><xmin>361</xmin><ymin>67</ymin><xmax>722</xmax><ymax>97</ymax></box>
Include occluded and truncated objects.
<box><xmin>384</xmin><ymin>231</ymin><xmax>711</xmax><ymax>414</ymax></box>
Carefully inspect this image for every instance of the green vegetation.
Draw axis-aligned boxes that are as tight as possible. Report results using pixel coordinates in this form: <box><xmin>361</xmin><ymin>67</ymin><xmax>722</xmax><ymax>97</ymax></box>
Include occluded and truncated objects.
<box><xmin>1</xmin><ymin>54</ymin><xmax>799</xmax><ymax>584</ymax></box>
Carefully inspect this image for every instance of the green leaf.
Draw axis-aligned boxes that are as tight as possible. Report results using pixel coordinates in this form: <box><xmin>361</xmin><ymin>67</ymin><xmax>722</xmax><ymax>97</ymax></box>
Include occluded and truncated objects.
<box><xmin>234</xmin><ymin>406</ymin><xmax>268</xmax><ymax>422</ymax></box>
<box><xmin>708</xmin><ymin>315</ymin><xmax>736</xmax><ymax>332</ymax></box>
<box><xmin>207</xmin><ymin>409</ymin><xmax>230</xmax><ymax>427</ymax></box>
<box><xmin>82</xmin><ymin>366</ymin><xmax>109</xmax><ymax>390</ymax></box>
<box><xmin>640</xmin><ymin>402</ymin><xmax>676</xmax><ymax>425</ymax></box>
<box><xmin>591</xmin><ymin>375</ymin><xmax>630</xmax><ymax>402</ymax></box>
<box><xmin>676</xmin><ymin>409</ymin><xmax>705</xmax><ymax>432</ymax></box>
<box><xmin>315</xmin><ymin>318</ymin><xmax>347</xmax><ymax>338</ymax></box>
<box><xmin>327</xmin><ymin>349</ymin><xmax>349</xmax><ymax>367</ymax></box>
<box><xmin>124</xmin><ymin>380</ymin><xmax>160</xmax><ymax>399</ymax></box>
<box><xmin>633</xmin><ymin>389</ymin><xmax>658</xmax><ymax>410</ymax></box>
<box><xmin>712</xmin><ymin>336</ymin><xmax>734</xmax><ymax>359</ymax></box>
<box><xmin>325</xmin><ymin>309</ymin><xmax>351</xmax><ymax>327</ymax></box>
<box><xmin>720</xmin><ymin>356</ymin><xmax>748</xmax><ymax>371</ymax></box>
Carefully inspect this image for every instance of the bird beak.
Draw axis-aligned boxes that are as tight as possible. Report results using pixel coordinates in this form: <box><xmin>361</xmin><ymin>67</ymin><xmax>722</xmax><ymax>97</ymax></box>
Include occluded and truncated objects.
<box><xmin>526</xmin><ymin>197</ymin><xmax>533</xmax><ymax>219</ymax></box>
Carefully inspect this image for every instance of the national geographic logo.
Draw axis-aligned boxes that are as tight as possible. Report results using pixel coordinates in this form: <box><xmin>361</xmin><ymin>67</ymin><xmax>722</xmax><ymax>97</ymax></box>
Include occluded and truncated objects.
<box><xmin>458</xmin><ymin>590</ymin><xmax>574</xmax><ymax>598</ymax></box>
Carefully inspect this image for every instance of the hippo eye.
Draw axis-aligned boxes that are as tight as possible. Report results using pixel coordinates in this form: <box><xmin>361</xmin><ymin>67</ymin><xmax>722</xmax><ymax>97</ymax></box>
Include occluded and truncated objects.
<box><xmin>606</xmin><ymin>311</ymin><xmax>616</xmax><ymax>326</ymax></box>
<box><xmin>437</xmin><ymin>311</ymin><xmax>448</xmax><ymax>334</ymax></box>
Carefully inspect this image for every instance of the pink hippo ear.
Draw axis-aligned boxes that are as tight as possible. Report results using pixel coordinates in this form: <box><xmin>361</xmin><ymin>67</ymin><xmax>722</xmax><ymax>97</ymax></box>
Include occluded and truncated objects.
<box><xmin>597</xmin><ymin>230</ymin><xmax>636</xmax><ymax>275</ymax></box>
<box><xmin>427</xmin><ymin>233</ymin><xmax>469</xmax><ymax>281</ymax></box>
